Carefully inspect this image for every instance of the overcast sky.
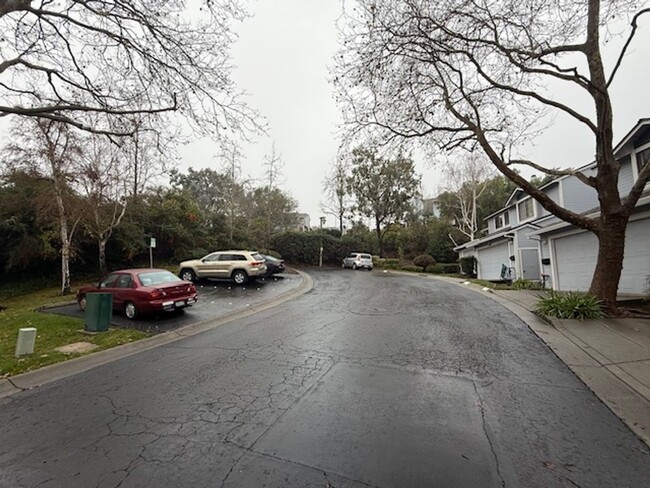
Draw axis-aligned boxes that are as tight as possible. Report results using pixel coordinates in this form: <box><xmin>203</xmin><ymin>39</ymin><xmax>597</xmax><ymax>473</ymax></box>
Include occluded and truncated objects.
<box><xmin>178</xmin><ymin>1</ymin><xmax>650</xmax><ymax>228</ymax></box>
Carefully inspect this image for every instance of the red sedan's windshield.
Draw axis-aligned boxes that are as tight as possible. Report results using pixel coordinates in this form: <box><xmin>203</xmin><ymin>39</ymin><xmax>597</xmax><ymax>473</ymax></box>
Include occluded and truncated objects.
<box><xmin>138</xmin><ymin>271</ymin><xmax>182</xmax><ymax>286</ymax></box>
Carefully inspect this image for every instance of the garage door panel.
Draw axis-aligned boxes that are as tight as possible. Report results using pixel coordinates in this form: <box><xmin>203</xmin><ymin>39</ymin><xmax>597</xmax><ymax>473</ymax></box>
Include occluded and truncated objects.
<box><xmin>620</xmin><ymin>219</ymin><xmax>650</xmax><ymax>294</ymax></box>
<box><xmin>477</xmin><ymin>244</ymin><xmax>510</xmax><ymax>281</ymax></box>
<box><xmin>554</xmin><ymin>233</ymin><xmax>596</xmax><ymax>291</ymax></box>
<box><xmin>553</xmin><ymin>219</ymin><xmax>650</xmax><ymax>294</ymax></box>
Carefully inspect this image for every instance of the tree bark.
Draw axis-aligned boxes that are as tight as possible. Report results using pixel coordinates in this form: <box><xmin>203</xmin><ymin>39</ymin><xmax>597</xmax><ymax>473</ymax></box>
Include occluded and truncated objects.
<box><xmin>55</xmin><ymin>189</ymin><xmax>72</xmax><ymax>295</ymax></box>
<box><xmin>98</xmin><ymin>238</ymin><xmax>107</xmax><ymax>275</ymax></box>
<box><xmin>589</xmin><ymin>215</ymin><xmax>629</xmax><ymax>312</ymax></box>
<box><xmin>375</xmin><ymin>217</ymin><xmax>383</xmax><ymax>257</ymax></box>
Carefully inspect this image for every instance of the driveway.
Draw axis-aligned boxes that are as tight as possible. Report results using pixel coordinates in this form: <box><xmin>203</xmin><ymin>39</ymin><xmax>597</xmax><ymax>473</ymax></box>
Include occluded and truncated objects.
<box><xmin>46</xmin><ymin>272</ymin><xmax>301</xmax><ymax>332</ymax></box>
<box><xmin>1</xmin><ymin>269</ymin><xmax>649</xmax><ymax>487</ymax></box>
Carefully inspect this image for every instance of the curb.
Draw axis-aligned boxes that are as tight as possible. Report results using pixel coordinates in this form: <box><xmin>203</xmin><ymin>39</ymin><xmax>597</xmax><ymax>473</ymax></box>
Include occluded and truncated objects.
<box><xmin>0</xmin><ymin>269</ymin><xmax>313</xmax><ymax>400</ymax></box>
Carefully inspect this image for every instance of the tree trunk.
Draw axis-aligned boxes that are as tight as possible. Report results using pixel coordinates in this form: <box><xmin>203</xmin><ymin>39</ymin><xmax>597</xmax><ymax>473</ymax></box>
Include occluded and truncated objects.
<box><xmin>375</xmin><ymin>217</ymin><xmax>383</xmax><ymax>257</ymax></box>
<box><xmin>589</xmin><ymin>215</ymin><xmax>629</xmax><ymax>313</ymax></box>
<box><xmin>98</xmin><ymin>238</ymin><xmax>107</xmax><ymax>275</ymax></box>
<box><xmin>60</xmin><ymin>237</ymin><xmax>71</xmax><ymax>295</ymax></box>
<box><xmin>53</xmin><ymin>174</ymin><xmax>72</xmax><ymax>295</ymax></box>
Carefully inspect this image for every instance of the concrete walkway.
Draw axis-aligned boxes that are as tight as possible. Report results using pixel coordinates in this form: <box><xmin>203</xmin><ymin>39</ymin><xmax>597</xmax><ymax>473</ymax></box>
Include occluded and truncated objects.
<box><xmin>434</xmin><ymin>276</ymin><xmax>650</xmax><ymax>447</ymax></box>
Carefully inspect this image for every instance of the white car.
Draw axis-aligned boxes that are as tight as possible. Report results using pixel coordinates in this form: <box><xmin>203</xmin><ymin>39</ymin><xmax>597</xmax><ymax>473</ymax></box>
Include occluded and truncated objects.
<box><xmin>342</xmin><ymin>252</ymin><xmax>374</xmax><ymax>270</ymax></box>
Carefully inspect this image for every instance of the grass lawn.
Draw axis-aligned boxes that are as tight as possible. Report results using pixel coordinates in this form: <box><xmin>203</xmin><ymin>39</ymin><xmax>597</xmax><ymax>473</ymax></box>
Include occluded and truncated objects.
<box><xmin>0</xmin><ymin>282</ymin><xmax>151</xmax><ymax>378</ymax></box>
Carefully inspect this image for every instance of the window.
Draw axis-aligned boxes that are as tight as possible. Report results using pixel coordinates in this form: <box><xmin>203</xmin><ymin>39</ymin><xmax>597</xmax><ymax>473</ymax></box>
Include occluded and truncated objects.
<box><xmin>636</xmin><ymin>147</ymin><xmax>650</xmax><ymax>175</ymax></box>
<box><xmin>518</xmin><ymin>199</ymin><xmax>535</xmax><ymax>222</ymax></box>
<box><xmin>115</xmin><ymin>274</ymin><xmax>132</xmax><ymax>288</ymax></box>
<box><xmin>495</xmin><ymin>211</ymin><xmax>509</xmax><ymax>229</ymax></box>
<box><xmin>99</xmin><ymin>274</ymin><xmax>118</xmax><ymax>288</ymax></box>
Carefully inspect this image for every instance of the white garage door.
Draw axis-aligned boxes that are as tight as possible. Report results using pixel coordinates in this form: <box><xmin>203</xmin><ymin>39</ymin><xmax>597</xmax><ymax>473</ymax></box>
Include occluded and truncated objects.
<box><xmin>477</xmin><ymin>243</ymin><xmax>510</xmax><ymax>281</ymax></box>
<box><xmin>554</xmin><ymin>232</ymin><xmax>596</xmax><ymax>291</ymax></box>
<box><xmin>553</xmin><ymin>218</ymin><xmax>650</xmax><ymax>293</ymax></box>
<box><xmin>620</xmin><ymin>219</ymin><xmax>650</xmax><ymax>294</ymax></box>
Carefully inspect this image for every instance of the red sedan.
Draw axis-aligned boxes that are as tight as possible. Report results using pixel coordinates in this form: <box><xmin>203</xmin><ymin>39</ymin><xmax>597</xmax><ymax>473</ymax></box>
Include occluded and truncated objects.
<box><xmin>76</xmin><ymin>269</ymin><xmax>198</xmax><ymax>320</ymax></box>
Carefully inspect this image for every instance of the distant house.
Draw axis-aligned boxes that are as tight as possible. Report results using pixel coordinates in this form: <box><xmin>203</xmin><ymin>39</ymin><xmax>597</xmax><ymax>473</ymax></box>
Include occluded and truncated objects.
<box><xmin>413</xmin><ymin>196</ymin><xmax>441</xmax><ymax>218</ymax></box>
<box><xmin>288</xmin><ymin>213</ymin><xmax>311</xmax><ymax>232</ymax></box>
<box><xmin>455</xmin><ymin>119</ymin><xmax>650</xmax><ymax>294</ymax></box>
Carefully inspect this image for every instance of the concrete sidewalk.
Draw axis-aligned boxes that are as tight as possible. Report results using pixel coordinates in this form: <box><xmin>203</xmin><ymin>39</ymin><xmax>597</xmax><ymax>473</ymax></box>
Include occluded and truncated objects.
<box><xmin>441</xmin><ymin>278</ymin><xmax>650</xmax><ymax>447</ymax></box>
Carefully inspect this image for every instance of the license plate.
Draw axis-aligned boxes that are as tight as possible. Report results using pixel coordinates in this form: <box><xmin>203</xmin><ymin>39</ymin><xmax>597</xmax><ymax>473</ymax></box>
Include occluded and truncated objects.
<box><xmin>174</xmin><ymin>300</ymin><xmax>185</xmax><ymax>307</ymax></box>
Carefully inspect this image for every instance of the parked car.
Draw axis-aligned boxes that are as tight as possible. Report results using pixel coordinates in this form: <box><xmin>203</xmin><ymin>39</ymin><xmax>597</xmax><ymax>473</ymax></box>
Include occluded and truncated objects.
<box><xmin>76</xmin><ymin>269</ymin><xmax>198</xmax><ymax>320</ymax></box>
<box><xmin>342</xmin><ymin>252</ymin><xmax>374</xmax><ymax>270</ymax></box>
<box><xmin>179</xmin><ymin>250</ymin><xmax>267</xmax><ymax>285</ymax></box>
<box><xmin>262</xmin><ymin>254</ymin><xmax>285</xmax><ymax>276</ymax></box>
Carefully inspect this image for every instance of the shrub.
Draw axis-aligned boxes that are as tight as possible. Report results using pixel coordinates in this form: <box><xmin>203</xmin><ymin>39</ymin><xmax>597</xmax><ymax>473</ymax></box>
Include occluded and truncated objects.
<box><xmin>413</xmin><ymin>254</ymin><xmax>435</xmax><ymax>271</ymax></box>
<box><xmin>459</xmin><ymin>256</ymin><xmax>477</xmax><ymax>276</ymax></box>
<box><xmin>512</xmin><ymin>279</ymin><xmax>543</xmax><ymax>290</ymax></box>
<box><xmin>534</xmin><ymin>291</ymin><xmax>603</xmax><ymax>320</ymax></box>
<box><xmin>442</xmin><ymin>263</ymin><xmax>460</xmax><ymax>274</ymax></box>
<box><xmin>400</xmin><ymin>265</ymin><xmax>422</xmax><ymax>273</ymax></box>
<box><xmin>426</xmin><ymin>263</ymin><xmax>445</xmax><ymax>274</ymax></box>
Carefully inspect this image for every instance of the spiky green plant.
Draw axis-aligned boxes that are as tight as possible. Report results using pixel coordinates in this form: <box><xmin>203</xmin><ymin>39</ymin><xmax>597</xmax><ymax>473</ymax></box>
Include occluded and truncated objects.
<box><xmin>534</xmin><ymin>291</ymin><xmax>604</xmax><ymax>320</ymax></box>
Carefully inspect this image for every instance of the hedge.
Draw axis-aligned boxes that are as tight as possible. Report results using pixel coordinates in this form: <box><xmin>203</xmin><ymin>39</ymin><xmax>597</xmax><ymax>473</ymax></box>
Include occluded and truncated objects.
<box><xmin>270</xmin><ymin>231</ymin><xmax>374</xmax><ymax>265</ymax></box>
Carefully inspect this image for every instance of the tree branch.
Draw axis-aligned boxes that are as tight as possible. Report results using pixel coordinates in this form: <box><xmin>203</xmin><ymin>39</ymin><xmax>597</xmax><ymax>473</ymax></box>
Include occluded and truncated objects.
<box><xmin>607</xmin><ymin>8</ymin><xmax>650</xmax><ymax>88</ymax></box>
<box><xmin>508</xmin><ymin>159</ymin><xmax>597</xmax><ymax>188</ymax></box>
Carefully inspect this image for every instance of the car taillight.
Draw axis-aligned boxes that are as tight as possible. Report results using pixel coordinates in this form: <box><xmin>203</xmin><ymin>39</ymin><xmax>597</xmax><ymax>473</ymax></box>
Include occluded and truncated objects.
<box><xmin>251</xmin><ymin>261</ymin><xmax>262</xmax><ymax>266</ymax></box>
<box><xmin>149</xmin><ymin>289</ymin><xmax>165</xmax><ymax>299</ymax></box>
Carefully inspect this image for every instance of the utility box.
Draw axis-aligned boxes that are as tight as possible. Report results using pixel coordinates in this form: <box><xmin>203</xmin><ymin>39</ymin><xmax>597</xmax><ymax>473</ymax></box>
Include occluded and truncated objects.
<box><xmin>85</xmin><ymin>293</ymin><xmax>112</xmax><ymax>332</ymax></box>
<box><xmin>15</xmin><ymin>327</ymin><xmax>37</xmax><ymax>357</ymax></box>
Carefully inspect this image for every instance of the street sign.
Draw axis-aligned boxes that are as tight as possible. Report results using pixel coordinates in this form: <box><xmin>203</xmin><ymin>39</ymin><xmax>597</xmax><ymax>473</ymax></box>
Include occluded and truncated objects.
<box><xmin>150</xmin><ymin>237</ymin><xmax>156</xmax><ymax>248</ymax></box>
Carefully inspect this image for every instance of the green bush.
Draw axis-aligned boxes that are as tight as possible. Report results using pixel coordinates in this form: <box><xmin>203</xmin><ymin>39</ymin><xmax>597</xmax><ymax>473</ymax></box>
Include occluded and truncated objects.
<box><xmin>426</xmin><ymin>263</ymin><xmax>445</xmax><ymax>274</ymax></box>
<box><xmin>270</xmin><ymin>231</ymin><xmax>376</xmax><ymax>265</ymax></box>
<box><xmin>400</xmin><ymin>265</ymin><xmax>422</xmax><ymax>273</ymax></box>
<box><xmin>413</xmin><ymin>254</ymin><xmax>435</xmax><ymax>271</ymax></box>
<box><xmin>425</xmin><ymin>263</ymin><xmax>460</xmax><ymax>274</ymax></box>
<box><xmin>534</xmin><ymin>291</ymin><xmax>603</xmax><ymax>320</ymax></box>
<box><xmin>442</xmin><ymin>263</ymin><xmax>460</xmax><ymax>274</ymax></box>
<box><xmin>512</xmin><ymin>279</ymin><xmax>543</xmax><ymax>290</ymax></box>
<box><xmin>459</xmin><ymin>256</ymin><xmax>477</xmax><ymax>276</ymax></box>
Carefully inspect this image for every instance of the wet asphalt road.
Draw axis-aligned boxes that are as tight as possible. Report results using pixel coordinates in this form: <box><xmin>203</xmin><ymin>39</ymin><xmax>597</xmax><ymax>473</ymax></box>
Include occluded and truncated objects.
<box><xmin>1</xmin><ymin>269</ymin><xmax>649</xmax><ymax>487</ymax></box>
<box><xmin>47</xmin><ymin>273</ymin><xmax>300</xmax><ymax>332</ymax></box>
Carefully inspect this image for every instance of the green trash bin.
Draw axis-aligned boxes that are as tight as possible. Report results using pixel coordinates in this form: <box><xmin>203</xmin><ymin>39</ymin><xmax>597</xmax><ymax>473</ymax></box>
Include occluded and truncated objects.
<box><xmin>85</xmin><ymin>292</ymin><xmax>112</xmax><ymax>332</ymax></box>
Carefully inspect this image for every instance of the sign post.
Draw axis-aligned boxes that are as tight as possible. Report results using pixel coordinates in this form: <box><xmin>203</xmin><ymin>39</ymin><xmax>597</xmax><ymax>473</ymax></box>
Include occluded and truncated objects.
<box><xmin>149</xmin><ymin>237</ymin><xmax>156</xmax><ymax>267</ymax></box>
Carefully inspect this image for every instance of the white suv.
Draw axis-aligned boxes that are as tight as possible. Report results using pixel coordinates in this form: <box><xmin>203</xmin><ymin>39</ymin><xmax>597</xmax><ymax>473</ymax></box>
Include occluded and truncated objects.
<box><xmin>342</xmin><ymin>252</ymin><xmax>373</xmax><ymax>270</ymax></box>
<box><xmin>179</xmin><ymin>250</ymin><xmax>267</xmax><ymax>285</ymax></box>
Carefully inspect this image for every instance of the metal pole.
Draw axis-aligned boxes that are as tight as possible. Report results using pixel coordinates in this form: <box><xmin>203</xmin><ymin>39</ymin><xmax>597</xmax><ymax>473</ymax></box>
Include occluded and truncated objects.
<box><xmin>149</xmin><ymin>245</ymin><xmax>153</xmax><ymax>268</ymax></box>
<box><xmin>319</xmin><ymin>216</ymin><xmax>325</xmax><ymax>268</ymax></box>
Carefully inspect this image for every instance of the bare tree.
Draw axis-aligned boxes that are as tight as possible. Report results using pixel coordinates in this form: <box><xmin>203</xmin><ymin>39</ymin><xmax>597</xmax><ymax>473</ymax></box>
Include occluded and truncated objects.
<box><xmin>263</xmin><ymin>141</ymin><xmax>286</xmax><ymax>190</ymax></box>
<box><xmin>218</xmin><ymin>140</ymin><xmax>248</xmax><ymax>247</ymax></box>
<box><xmin>4</xmin><ymin>119</ymin><xmax>83</xmax><ymax>294</ymax></box>
<box><xmin>0</xmin><ymin>1</ymin><xmax>260</xmax><ymax>138</ymax></box>
<box><xmin>124</xmin><ymin>118</ymin><xmax>180</xmax><ymax>197</ymax></box>
<box><xmin>321</xmin><ymin>155</ymin><xmax>352</xmax><ymax>235</ymax></box>
<box><xmin>439</xmin><ymin>155</ymin><xmax>495</xmax><ymax>241</ymax></box>
<box><xmin>77</xmin><ymin>134</ymin><xmax>129</xmax><ymax>274</ymax></box>
<box><xmin>335</xmin><ymin>0</ymin><xmax>650</xmax><ymax>312</ymax></box>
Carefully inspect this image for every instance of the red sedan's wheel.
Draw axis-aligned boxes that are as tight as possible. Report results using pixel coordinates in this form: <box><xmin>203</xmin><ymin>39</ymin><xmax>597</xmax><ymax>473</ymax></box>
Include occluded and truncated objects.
<box><xmin>125</xmin><ymin>301</ymin><xmax>138</xmax><ymax>320</ymax></box>
<box><xmin>78</xmin><ymin>294</ymin><xmax>86</xmax><ymax>311</ymax></box>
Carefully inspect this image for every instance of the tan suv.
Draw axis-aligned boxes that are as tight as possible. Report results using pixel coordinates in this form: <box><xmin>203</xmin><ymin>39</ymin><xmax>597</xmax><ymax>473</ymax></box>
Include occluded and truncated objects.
<box><xmin>179</xmin><ymin>250</ymin><xmax>267</xmax><ymax>285</ymax></box>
